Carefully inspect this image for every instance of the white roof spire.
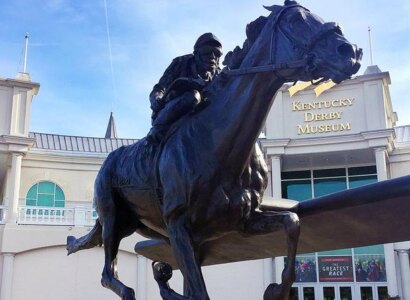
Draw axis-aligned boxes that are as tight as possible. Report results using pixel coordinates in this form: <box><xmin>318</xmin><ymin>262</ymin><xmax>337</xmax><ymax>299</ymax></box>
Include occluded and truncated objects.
<box><xmin>368</xmin><ymin>26</ymin><xmax>374</xmax><ymax>65</ymax></box>
<box><xmin>23</xmin><ymin>32</ymin><xmax>29</xmax><ymax>73</ymax></box>
<box><xmin>16</xmin><ymin>32</ymin><xmax>31</xmax><ymax>81</ymax></box>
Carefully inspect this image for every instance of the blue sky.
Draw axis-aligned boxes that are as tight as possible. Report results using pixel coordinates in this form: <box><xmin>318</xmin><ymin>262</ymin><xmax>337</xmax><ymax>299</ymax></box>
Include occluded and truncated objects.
<box><xmin>1</xmin><ymin>0</ymin><xmax>409</xmax><ymax>138</ymax></box>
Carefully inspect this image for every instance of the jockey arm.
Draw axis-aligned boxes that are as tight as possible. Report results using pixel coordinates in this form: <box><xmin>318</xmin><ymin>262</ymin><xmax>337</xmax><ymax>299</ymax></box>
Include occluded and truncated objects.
<box><xmin>149</xmin><ymin>56</ymin><xmax>187</xmax><ymax>114</ymax></box>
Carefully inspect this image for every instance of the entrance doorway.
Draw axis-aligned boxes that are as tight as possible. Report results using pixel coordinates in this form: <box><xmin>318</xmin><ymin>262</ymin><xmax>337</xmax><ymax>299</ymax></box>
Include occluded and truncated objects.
<box><xmin>290</xmin><ymin>286</ymin><xmax>316</xmax><ymax>300</ymax></box>
<box><xmin>356</xmin><ymin>284</ymin><xmax>389</xmax><ymax>300</ymax></box>
<box><xmin>322</xmin><ymin>285</ymin><xmax>354</xmax><ymax>300</ymax></box>
<box><xmin>292</xmin><ymin>284</ymin><xmax>388</xmax><ymax>300</ymax></box>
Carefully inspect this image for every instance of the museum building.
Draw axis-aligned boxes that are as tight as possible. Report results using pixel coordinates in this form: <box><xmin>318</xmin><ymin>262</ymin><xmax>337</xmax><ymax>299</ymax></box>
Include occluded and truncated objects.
<box><xmin>0</xmin><ymin>65</ymin><xmax>409</xmax><ymax>300</ymax></box>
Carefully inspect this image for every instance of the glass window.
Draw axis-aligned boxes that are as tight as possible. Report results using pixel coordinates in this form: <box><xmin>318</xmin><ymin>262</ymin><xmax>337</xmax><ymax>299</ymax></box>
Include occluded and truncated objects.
<box><xmin>349</xmin><ymin>175</ymin><xmax>377</xmax><ymax>189</ymax></box>
<box><xmin>282</xmin><ymin>170</ymin><xmax>311</xmax><ymax>180</ymax></box>
<box><xmin>55</xmin><ymin>187</ymin><xmax>65</xmax><ymax>201</ymax></box>
<box><xmin>360</xmin><ymin>286</ymin><xmax>373</xmax><ymax>300</ymax></box>
<box><xmin>314</xmin><ymin>168</ymin><xmax>346</xmax><ymax>178</ymax></box>
<box><xmin>318</xmin><ymin>249</ymin><xmax>352</xmax><ymax>256</ymax></box>
<box><xmin>354</xmin><ymin>245</ymin><xmax>384</xmax><ymax>255</ymax></box>
<box><xmin>26</xmin><ymin>185</ymin><xmax>37</xmax><ymax>200</ymax></box>
<box><xmin>25</xmin><ymin>181</ymin><xmax>65</xmax><ymax>208</ymax></box>
<box><xmin>290</xmin><ymin>287</ymin><xmax>299</xmax><ymax>300</ymax></box>
<box><xmin>26</xmin><ymin>199</ymin><xmax>36</xmax><ymax>206</ymax></box>
<box><xmin>38</xmin><ymin>181</ymin><xmax>55</xmax><ymax>194</ymax></box>
<box><xmin>282</xmin><ymin>180</ymin><xmax>312</xmax><ymax>201</ymax></box>
<box><xmin>38</xmin><ymin>194</ymin><xmax>54</xmax><ymax>207</ymax></box>
<box><xmin>377</xmin><ymin>287</ymin><xmax>388</xmax><ymax>300</ymax></box>
<box><xmin>55</xmin><ymin>200</ymin><xmax>65</xmax><ymax>207</ymax></box>
<box><xmin>323</xmin><ymin>287</ymin><xmax>335</xmax><ymax>300</ymax></box>
<box><xmin>303</xmin><ymin>287</ymin><xmax>315</xmax><ymax>300</ymax></box>
<box><xmin>348</xmin><ymin>166</ymin><xmax>377</xmax><ymax>189</ymax></box>
<box><xmin>348</xmin><ymin>166</ymin><xmax>377</xmax><ymax>176</ymax></box>
<box><xmin>340</xmin><ymin>286</ymin><xmax>352</xmax><ymax>300</ymax></box>
<box><xmin>314</xmin><ymin>178</ymin><xmax>347</xmax><ymax>197</ymax></box>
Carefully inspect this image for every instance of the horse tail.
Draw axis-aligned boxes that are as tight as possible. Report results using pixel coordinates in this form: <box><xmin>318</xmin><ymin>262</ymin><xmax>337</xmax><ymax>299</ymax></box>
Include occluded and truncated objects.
<box><xmin>67</xmin><ymin>219</ymin><xmax>103</xmax><ymax>255</ymax></box>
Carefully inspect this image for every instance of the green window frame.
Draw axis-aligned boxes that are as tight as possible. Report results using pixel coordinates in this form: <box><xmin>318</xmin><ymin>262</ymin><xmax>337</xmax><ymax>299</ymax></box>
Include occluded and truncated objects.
<box><xmin>26</xmin><ymin>181</ymin><xmax>65</xmax><ymax>208</ymax></box>
<box><xmin>281</xmin><ymin>165</ymin><xmax>377</xmax><ymax>202</ymax></box>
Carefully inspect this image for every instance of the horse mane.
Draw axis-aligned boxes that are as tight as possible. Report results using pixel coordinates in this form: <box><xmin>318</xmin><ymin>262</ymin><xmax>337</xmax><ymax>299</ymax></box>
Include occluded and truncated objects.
<box><xmin>222</xmin><ymin>16</ymin><xmax>268</xmax><ymax>70</ymax></box>
<box><xmin>221</xmin><ymin>1</ymin><xmax>303</xmax><ymax>70</ymax></box>
<box><xmin>205</xmin><ymin>3</ymin><xmax>290</xmax><ymax>95</ymax></box>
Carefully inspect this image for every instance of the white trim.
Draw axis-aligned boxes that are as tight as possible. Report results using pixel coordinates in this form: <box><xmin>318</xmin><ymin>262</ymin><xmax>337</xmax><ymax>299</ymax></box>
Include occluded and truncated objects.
<box><xmin>16</xmin><ymin>205</ymin><xmax>97</xmax><ymax>226</ymax></box>
<box><xmin>262</xmin><ymin>129</ymin><xmax>395</xmax><ymax>156</ymax></box>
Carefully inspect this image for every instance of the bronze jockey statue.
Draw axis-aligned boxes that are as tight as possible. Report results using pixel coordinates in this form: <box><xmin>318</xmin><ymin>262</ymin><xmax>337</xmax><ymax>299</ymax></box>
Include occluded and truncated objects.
<box><xmin>147</xmin><ymin>32</ymin><xmax>223</xmax><ymax>143</ymax></box>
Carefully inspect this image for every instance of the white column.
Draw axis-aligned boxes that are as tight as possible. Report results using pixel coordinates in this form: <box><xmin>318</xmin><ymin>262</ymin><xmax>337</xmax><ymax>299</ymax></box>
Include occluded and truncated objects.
<box><xmin>0</xmin><ymin>253</ymin><xmax>15</xmax><ymax>300</ymax></box>
<box><xmin>136</xmin><ymin>256</ymin><xmax>147</xmax><ymax>300</ymax></box>
<box><xmin>374</xmin><ymin>147</ymin><xmax>388</xmax><ymax>181</ymax></box>
<box><xmin>396</xmin><ymin>249</ymin><xmax>410</xmax><ymax>300</ymax></box>
<box><xmin>7</xmin><ymin>153</ymin><xmax>23</xmax><ymax>223</ymax></box>
<box><xmin>263</xmin><ymin>258</ymin><xmax>274</xmax><ymax>288</ymax></box>
<box><xmin>274</xmin><ymin>257</ymin><xmax>285</xmax><ymax>284</ymax></box>
<box><xmin>375</xmin><ymin>148</ymin><xmax>398</xmax><ymax>295</ymax></box>
<box><xmin>385</xmin><ymin>244</ymin><xmax>399</xmax><ymax>296</ymax></box>
<box><xmin>270</xmin><ymin>155</ymin><xmax>285</xmax><ymax>284</ymax></box>
<box><xmin>270</xmin><ymin>155</ymin><xmax>282</xmax><ymax>198</ymax></box>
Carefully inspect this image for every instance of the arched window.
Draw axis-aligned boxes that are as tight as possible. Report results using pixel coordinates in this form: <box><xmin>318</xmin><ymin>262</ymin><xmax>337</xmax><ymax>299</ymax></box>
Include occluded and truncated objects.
<box><xmin>26</xmin><ymin>181</ymin><xmax>65</xmax><ymax>207</ymax></box>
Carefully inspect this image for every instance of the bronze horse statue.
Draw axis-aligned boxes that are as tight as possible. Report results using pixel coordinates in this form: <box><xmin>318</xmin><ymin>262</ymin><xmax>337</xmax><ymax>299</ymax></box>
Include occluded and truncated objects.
<box><xmin>67</xmin><ymin>1</ymin><xmax>362</xmax><ymax>299</ymax></box>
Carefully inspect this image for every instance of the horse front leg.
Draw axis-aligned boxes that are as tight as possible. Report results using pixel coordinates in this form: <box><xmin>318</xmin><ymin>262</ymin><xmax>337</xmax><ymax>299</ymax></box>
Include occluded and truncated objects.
<box><xmin>158</xmin><ymin>215</ymin><xmax>209</xmax><ymax>300</ymax></box>
<box><xmin>152</xmin><ymin>261</ymin><xmax>188</xmax><ymax>300</ymax></box>
<box><xmin>244</xmin><ymin>211</ymin><xmax>300</xmax><ymax>300</ymax></box>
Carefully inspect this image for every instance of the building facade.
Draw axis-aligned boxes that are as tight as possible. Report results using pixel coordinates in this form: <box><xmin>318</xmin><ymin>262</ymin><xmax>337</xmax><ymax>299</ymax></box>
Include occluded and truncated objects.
<box><xmin>0</xmin><ymin>67</ymin><xmax>409</xmax><ymax>299</ymax></box>
<box><xmin>261</xmin><ymin>67</ymin><xmax>410</xmax><ymax>300</ymax></box>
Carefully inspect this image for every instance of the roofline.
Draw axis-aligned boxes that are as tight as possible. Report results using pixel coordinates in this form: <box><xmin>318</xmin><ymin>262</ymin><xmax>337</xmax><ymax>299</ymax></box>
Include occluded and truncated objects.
<box><xmin>29</xmin><ymin>131</ymin><xmax>138</xmax><ymax>141</ymax></box>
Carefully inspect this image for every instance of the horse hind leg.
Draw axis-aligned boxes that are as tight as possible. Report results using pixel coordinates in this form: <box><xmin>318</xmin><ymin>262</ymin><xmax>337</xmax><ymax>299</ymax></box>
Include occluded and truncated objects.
<box><xmin>67</xmin><ymin>219</ymin><xmax>102</xmax><ymax>255</ymax></box>
<box><xmin>244</xmin><ymin>211</ymin><xmax>300</xmax><ymax>300</ymax></box>
<box><xmin>99</xmin><ymin>218</ymin><xmax>134</xmax><ymax>300</ymax></box>
<box><xmin>100</xmin><ymin>206</ymin><xmax>138</xmax><ymax>300</ymax></box>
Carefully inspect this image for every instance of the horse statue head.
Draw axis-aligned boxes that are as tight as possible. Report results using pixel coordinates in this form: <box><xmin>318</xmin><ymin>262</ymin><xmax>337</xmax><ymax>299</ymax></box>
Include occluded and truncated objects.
<box><xmin>223</xmin><ymin>0</ymin><xmax>362</xmax><ymax>84</ymax></box>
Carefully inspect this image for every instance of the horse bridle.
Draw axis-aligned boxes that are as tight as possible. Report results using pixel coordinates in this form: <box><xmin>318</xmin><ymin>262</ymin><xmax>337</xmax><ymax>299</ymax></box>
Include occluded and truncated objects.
<box><xmin>224</xmin><ymin>4</ymin><xmax>342</xmax><ymax>78</ymax></box>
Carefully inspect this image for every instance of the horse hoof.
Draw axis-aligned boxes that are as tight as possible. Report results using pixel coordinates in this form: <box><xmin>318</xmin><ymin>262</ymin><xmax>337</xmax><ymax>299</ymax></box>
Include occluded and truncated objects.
<box><xmin>152</xmin><ymin>261</ymin><xmax>173</xmax><ymax>283</ymax></box>
<box><xmin>263</xmin><ymin>283</ymin><xmax>288</xmax><ymax>300</ymax></box>
<box><xmin>66</xmin><ymin>236</ymin><xmax>76</xmax><ymax>255</ymax></box>
<box><xmin>121</xmin><ymin>287</ymin><xmax>136</xmax><ymax>300</ymax></box>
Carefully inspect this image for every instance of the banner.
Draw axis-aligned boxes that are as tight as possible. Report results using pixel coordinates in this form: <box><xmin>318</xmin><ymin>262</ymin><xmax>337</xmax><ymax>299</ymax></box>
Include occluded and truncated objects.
<box><xmin>319</xmin><ymin>256</ymin><xmax>354</xmax><ymax>282</ymax></box>
<box><xmin>354</xmin><ymin>255</ymin><xmax>387</xmax><ymax>282</ymax></box>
